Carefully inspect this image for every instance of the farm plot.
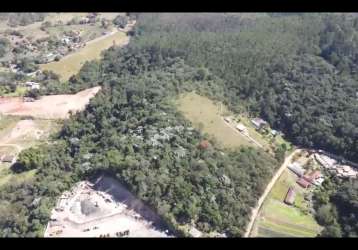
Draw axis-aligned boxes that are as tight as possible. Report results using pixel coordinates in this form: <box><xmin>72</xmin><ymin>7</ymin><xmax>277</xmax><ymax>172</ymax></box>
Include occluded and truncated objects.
<box><xmin>176</xmin><ymin>92</ymin><xmax>258</xmax><ymax>149</ymax></box>
<box><xmin>251</xmin><ymin>169</ymin><xmax>322</xmax><ymax>237</ymax></box>
<box><xmin>0</xmin><ymin>86</ymin><xmax>101</xmax><ymax>119</ymax></box>
<box><xmin>40</xmin><ymin>31</ymin><xmax>129</xmax><ymax>81</ymax></box>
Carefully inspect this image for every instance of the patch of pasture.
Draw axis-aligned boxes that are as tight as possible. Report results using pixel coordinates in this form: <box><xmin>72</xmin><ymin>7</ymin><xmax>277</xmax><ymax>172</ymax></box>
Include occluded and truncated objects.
<box><xmin>176</xmin><ymin>92</ymin><xmax>255</xmax><ymax>149</ymax></box>
<box><xmin>40</xmin><ymin>31</ymin><xmax>128</xmax><ymax>81</ymax></box>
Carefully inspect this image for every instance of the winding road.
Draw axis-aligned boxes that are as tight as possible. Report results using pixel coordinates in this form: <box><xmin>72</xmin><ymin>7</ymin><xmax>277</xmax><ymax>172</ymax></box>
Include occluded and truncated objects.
<box><xmin>243</xmin><ymin>148</ymin><xmax>302</xmax><ymax>237</ymax></box>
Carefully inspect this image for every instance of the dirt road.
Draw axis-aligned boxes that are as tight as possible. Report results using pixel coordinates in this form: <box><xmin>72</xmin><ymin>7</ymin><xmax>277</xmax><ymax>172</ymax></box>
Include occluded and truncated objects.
<box><xmin>243</xmin><ymin>148</ymin><xmax>302</xmax><ymax>237</ymax></box>
<box><xmin>221</xmin><ymin>117</ymin><xmax>263</xmax><ymax>148</ymax></box>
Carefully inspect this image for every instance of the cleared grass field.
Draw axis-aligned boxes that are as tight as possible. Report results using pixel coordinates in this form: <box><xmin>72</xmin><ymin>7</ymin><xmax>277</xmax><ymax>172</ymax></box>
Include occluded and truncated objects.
<box><xmin>0</xmin><ymin>115</ymin><xmax>21</xmax><ymax>138</ymax></box>
<box><xmin>3</xmin><ymin>86</ymin><xmax>27</xmax><ymax>97</ymax></box>
<box><xmin>0</xmin><ymin>115</ymin><xmax>61</xmax><ymax>187</ymax></box>
<box><xmin>40</xmin><ymin>31</ymin><xmax>129</xmax><ymax>81</ymax></box>
<box><xmin>252</xmin><ymin>169</ymin><xmax>322</xmax><ymax>237</ymax></box>
<box><xmin>176</xmin><ymin>92</ymin><xmax>255</xmax><ymax>149</ymax></box>
<box><xmin>0</xmin><ymin>163</ymin><xmax>36</xmax><ymax>187</ymax></box>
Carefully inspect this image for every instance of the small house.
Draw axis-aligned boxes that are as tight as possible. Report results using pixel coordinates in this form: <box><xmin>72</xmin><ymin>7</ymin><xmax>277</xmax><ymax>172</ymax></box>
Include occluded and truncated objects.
<box><xmin>251</xmin><ymin>117</ymin><xmax>267</xmax><ymax>130</ymax></box>
<box><xmin>198</xmin><ymin>140</ymin><xmax>210</xmax><ymax>150</ymax></box>
<box><xmin>271</xmin><ymin>129</ymin><xmax>278</xmax><ymax>136</ymax></box>
<box><xmin>288</xmin><ymin>162</ymin><xmax>305</xmax><ymax>177</ymax></box>
<box><xmin>236</xmin><ymin>123</ymin><xmax>247</xmax><ymax>132</ymax></box>
<box><xmin>61</xmin><ymin>37</ymin><xmax>71</xmax><ymax>45</ymax></box>
<box><xmin>224</xmin><ymin>117</ymin><xmax>231</xmax><ymax>123</ymax></box>
<box><xmin>23</xmin><ymin>97</ymin><xmax>35</xmax><ymax>102</ymax></box>
<box><xmin>297</xmin><ymin>178</ymin><xmax>311</xmax><ymax>189</ymax></box>
<box><xmin>313</xmin><ymin>177</ymin><xmax>324</xmax><ymax>186</ymax></box>
<box><xmin>25</xmin><ymin>81</ymin><xmax>40</xmax><ymax>90</ymax></box>
<box><xmin>342</xmin><ymin>165</ymin><xmax>351</xmax><ymax>173</ymax></box>
<box><xmin>284</xmin><ymin>187</ymin><xmax>296</xmax><ymax>205</ymax></box>
<box><xmin>1</xmin><ymin>155</ymin><xmax>16</xmax><ymax>164</ymax></box>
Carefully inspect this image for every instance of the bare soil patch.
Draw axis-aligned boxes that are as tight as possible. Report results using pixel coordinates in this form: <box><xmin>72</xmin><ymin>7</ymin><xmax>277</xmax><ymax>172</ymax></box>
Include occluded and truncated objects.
<box><xmin>0</xmin><ymin>86</ymin><xmax>101</xmax><ymax>119</ymax></box>
<box><xmin>45</xmin><ymin>175</ymin><xmax>172</xmax><ymax>237</ymax></box>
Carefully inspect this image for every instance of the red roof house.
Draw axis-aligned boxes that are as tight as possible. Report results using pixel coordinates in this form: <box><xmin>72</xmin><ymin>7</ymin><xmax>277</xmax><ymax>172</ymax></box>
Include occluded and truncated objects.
<box><xmin>284</xmin><ymin>187</ymin><xmax>296</xmax><ymax>205</ymax></box>
<box><xmin>198</xmin><ymin>140</ymin><xmax>210</xmax><ymax>150</ymax></box>
<box><xmin>297</xmin><ymin>177</ymin><xmax>311</xmax><ymax>188</ymax></box>
<box><xmin>303</xmin><ymin>170</ymin><xmax>322</xmax><ymax>183</ymax></box>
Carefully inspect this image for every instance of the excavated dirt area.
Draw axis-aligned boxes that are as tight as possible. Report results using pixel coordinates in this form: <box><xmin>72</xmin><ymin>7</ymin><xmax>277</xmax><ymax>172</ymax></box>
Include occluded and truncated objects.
<box><xmin>44</xmin><ymin>175</ymin><xmax>172</xmax><ymax>238</ymax></box>
<box><xmin>0</xmin><ymin>86</ymin><xmax>101</xmax><ymax>119</ymax></box>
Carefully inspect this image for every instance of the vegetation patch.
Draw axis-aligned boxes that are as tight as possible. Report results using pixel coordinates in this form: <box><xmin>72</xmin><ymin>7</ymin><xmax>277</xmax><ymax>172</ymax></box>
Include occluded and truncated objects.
<box><xmin>176</xmin><ymin>92</ymin><xmax>255</xmax><ymax>149</ymax></box>
<box><xmin>40</xmin><ymin>31</ymin><xmax>128</xmax><ymax>81</ymax></box>
<box><xmin>252</xmin><ymin>170</ymin><xmax>322</xmax><ymax>237</ymax></box>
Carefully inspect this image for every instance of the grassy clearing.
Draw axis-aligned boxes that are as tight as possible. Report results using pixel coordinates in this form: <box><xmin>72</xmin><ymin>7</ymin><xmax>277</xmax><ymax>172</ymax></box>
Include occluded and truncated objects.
<box><xmin>260</xmin><ymin>219</ymin><xmax>317</xmax><ymax>237</ymax></box>
<box><xmin>0</xmin><ymin>117</ymin><xmax>60</xmax><ymax>187</ymax></box>
<box><xmin>237</xmin><ymin>116</ymin><xmax>271</xmax><ymax>149</ymax></box>
<box><xmin>252</xmin><ymin>169</ymin><xmax>322</xmax><ymax>237</ymax></box>
<box><xmin>176</xmin><ymin>92</ymin><xmax>255</xmax><ymax>149</ymax></box>
<box><xmin>40</xmin><ymin>31</ymin><xmax>128</xmax><ymax>81</ymax></box>
<box><xmin>0</xmin><ymin>163</ymin><xmax>36</xmax><ymax>187</ymax></box>
<box><xmin>0</xmin><ymin>115</ymin><xmax>21</xmax><ymax>138</ymax></box>
<box><xmin>98</xmin><ymin>13</ymin><xmax>125</xmax><ymax>20</ymax></box>
<box><xmin>45</xmin><ymin>23</ymin><xmax>109</xmax><ymax>42</ymax></box>
<box><xmin>3</xmin><ymin>86</ymin><xmax>27</xmax><ymax>97</ymax></box>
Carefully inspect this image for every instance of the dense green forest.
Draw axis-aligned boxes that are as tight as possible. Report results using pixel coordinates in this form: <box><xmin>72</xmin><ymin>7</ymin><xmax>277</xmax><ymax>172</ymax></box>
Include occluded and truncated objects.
<box><xmin>0</xmin><ymin>43</ymin><xmax>280</xmax><ymax>237</ymax></box>
<box><xmin>0</xmin><ymin>13</ymin><xmax>357</xmax><ymax>237</ymax></box>
<box><xmin>131</xmin><ymin>13</ymin><xmax>358</xmax><ymax>163</ymax></box>
<box><xmin>314</xmin><ymin>177</ymin><xmax>358</xmax><ymax>237</ymax></box>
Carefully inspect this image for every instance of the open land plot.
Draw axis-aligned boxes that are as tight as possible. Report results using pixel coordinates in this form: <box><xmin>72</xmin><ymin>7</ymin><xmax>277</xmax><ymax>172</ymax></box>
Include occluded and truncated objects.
<box><xmin>97</xmin><ymin>13</ymin><xmax>126</xmax><ymax>20</ymax></box>
<box><xmin>251</xmin><ymin>169</ymin><xmax>322</xmax><ymax>237</ymax></box>
<box><xmin>0</xmin><ymin>86</ymin><xmax>101</xmax><ymax>119</ymax></box>
<box><xmin>0</xmin><ymin>13</ymin><xmax>88</xmax><ymax>39</ymax></box>
<box><xmin>0</xmin><ymin>117</ymin><xmax>60</xmax><ymax>187</ymax></box>
<box><xmin>40</xmin><ymin>31</ymin><xmax>129</xmax><ymax>81</ymax></box>
<box><xmin>0</xmin><ymin>13</ymin><xmax>123</xmax><ymax>38</ymax></box>
<box><xmin>0</xmin><ymin>163</ymin><xmax>36</xmax><ymax>187</ymax></box>
<box><xmin>45</xmin><ymin>175</ymin><xmax>172</xmax><ymax>238</ymax></box>
<box><xmin>176</xmin><ymin>92</ymin><xmax>256</xmax><ymax>149</ymax></box>
<box><xmin>45</xmin><ymin>23</ymin><xmax>109</xmax><ymax>43</ymax></box>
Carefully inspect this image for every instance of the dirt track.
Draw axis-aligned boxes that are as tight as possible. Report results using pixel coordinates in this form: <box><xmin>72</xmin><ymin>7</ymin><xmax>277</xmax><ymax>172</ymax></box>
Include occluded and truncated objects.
<box><xmin>243</xmin><ymin>149</ymin><xmax>302</xmax><ymax>237</ymax></box>
<box><xmin>0</xmin><ymin>86</ymin><xmax>101</xmax><ymax>119</ymax></box>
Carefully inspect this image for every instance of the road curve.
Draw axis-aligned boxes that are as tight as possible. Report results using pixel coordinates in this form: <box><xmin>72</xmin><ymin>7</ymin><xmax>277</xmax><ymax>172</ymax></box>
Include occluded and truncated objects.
<box><xmin>243</xmin><ymin>148</ymin><xmax>302</xmax><ymax>237</ymax></box>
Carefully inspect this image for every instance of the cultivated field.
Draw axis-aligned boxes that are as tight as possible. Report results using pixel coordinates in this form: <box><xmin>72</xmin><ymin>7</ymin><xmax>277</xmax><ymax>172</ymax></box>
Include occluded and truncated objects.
<box><xmin>176</xmin><ymin>92</ymin><xmax>259</xmax><ymax>149</ymax></box>
<box><xmin>45</xmin><ymin>175</ymin><xmax>172</xmax><ymax>237</ymax></box>
<box><xmin>40</xmin><ymin>31</ymin><xmax>129</xmax><ymax>81</ymax></box>
<box><xmin>251</xmin><ymin>169</ymin><xmax>322</xmax><ymax>237</ymax></box>
<box><xmin>0</xmin><ymin>86</ymin><xmax>101</xmax><ymax>119</ymax></box>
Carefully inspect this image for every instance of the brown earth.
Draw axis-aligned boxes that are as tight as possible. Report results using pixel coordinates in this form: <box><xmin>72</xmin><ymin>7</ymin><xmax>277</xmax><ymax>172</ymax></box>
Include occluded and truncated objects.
<box><xmin>0</xmin><ymin>86</ymin><xmax>101</xmax><ymax>119</ymax></box>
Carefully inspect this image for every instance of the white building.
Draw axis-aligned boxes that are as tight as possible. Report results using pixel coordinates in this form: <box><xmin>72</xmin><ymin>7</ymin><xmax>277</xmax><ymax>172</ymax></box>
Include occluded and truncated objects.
<box><xmin>25</xmin><ymin>81</ymin><xmax>40</xmax><ymax>90</ymax></box>
<box><xmin>236</xmin><ymin>123</ymin><xmax>247</xmax><ymax>132</ymax></box>
<box><xmin>288</xmin><ymin>162</ymin><xmax>305</xmax><ymax>177</ymax></box>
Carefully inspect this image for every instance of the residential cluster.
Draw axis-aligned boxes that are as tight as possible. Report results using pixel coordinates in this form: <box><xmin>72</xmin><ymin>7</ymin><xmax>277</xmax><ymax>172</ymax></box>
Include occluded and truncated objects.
<box><xmin>288</xmin><ymin>162</ymin><xmax>324</xmax><ymax>189</ymax></box>
<box><xmin>314</xmin><ymin>152</ymin><xmax>357</xmax><ymax>178</ymax></box>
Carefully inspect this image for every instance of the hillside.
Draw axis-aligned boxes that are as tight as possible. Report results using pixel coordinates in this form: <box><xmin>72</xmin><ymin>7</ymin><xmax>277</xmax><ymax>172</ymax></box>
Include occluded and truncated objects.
<box><xmin>0</xmin><ymin>13</ymin><xmax>357</xmax><ymax>237</ymax></box>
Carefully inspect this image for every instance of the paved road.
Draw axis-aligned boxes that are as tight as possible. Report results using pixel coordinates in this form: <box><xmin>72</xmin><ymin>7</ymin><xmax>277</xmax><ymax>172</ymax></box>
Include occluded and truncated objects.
<box><xmin>243</xmin><ymin>148</ymin><xmax>302</xmax><ymax>237</ymax></box>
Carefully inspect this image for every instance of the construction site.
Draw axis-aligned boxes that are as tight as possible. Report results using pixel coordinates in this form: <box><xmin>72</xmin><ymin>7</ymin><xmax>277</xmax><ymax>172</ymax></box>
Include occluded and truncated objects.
<box><xmin>44</xmin><ymin>175</ymin><xmax>172</xmax><ymax>238</ymax></box>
